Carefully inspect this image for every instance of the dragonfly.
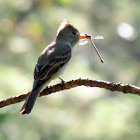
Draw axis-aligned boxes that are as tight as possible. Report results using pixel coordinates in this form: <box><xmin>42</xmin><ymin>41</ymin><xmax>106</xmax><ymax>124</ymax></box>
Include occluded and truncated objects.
<box><xmin>79</xmin><ymin>33</ymin><xmax>104</xmax><ymax>63</ymax></box>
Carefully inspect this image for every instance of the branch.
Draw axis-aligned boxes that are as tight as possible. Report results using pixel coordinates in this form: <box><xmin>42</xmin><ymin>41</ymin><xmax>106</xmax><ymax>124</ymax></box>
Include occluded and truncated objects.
<box><xmin>0</xmin><ymin>78</ymin><xmax>140</xmax><ymax>108</ymax></box>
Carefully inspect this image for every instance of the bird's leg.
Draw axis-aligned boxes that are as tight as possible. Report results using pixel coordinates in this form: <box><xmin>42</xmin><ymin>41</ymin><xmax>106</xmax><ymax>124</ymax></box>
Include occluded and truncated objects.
<box><xmin>58</xmin><ymin>77</ymin><xmax>65</xmax><ymax>86</ymax></box>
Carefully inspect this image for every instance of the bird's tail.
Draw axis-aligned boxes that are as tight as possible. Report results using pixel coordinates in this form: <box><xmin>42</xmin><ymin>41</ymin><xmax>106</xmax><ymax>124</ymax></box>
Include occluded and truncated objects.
<box><xmin>20</xmin><ymin>81</ymin><xmax>43</xmax><ymax>115</ymax></box>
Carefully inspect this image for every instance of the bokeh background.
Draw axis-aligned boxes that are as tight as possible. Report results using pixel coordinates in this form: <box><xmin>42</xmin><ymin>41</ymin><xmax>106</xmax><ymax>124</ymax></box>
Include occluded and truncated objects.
<box><xmin>0</xmin><ymin>0</ymin><xmax>140</xmax><ymax>140</ymax></box>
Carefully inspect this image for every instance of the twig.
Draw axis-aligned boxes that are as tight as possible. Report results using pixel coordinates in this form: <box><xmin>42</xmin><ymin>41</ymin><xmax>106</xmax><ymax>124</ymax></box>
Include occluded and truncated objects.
<box><xmin>0</xmin><ymin>78</ymin><xmax>140</xmax><ymax>108</ymax></box>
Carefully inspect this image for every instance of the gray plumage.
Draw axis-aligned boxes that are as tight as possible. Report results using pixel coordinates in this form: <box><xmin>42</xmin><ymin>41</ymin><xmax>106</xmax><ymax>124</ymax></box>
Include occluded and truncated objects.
<box><xmin>20</xmin><ymin>20</ymin><xmax>80</xmax><ymax>114</ymax></box>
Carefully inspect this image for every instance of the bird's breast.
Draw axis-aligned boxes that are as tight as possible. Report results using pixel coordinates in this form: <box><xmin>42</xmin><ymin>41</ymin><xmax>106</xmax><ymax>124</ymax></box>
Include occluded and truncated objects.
<box><xmin>51</xmin><ymin>62</ymin><xmax>68</xmax><ymax>80</ymax></box>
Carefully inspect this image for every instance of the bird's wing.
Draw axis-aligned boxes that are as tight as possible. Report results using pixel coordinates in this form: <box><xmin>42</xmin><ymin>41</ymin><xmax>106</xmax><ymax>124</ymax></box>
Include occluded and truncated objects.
<box><xmin>34</xmin><ymin>44</ymin><xmax>71</xmax><ymax>81</ymax></box>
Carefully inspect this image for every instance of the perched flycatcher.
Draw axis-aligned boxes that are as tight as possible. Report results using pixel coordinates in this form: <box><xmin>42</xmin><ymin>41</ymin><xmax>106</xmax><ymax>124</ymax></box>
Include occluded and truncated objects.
<box><xmin>20</xmin><ymin>20</ymin><xmax>88</xmax><ymax>115</ymax></box>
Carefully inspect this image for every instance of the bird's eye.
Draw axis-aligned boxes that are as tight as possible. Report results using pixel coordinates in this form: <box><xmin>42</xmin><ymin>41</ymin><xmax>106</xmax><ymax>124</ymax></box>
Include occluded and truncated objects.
<box><xmin>72</xmin><ymin>31</ymin><xmax>77</xmax><ymax>35</ymax></box>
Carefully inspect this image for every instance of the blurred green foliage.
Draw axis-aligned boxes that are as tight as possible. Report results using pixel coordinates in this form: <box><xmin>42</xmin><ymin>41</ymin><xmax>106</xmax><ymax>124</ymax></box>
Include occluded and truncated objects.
<box><xmin>0</xmin><ymin>0</ymin><xmax>140</xmax><ymax>140</ymax></box>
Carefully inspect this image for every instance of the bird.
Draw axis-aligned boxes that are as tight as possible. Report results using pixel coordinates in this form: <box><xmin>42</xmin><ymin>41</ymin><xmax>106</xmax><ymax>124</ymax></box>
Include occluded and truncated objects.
<box><xmin>20</xmin><ymin>19</ymin><xmax>88</xmax><ymax>115</ymax></box>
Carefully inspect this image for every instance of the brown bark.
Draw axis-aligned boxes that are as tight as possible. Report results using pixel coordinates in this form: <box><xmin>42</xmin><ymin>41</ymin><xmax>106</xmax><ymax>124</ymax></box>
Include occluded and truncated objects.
<box><xmin>0</xmin><ymin>78</ymin><xmax>140</xmax><ymax>108</ymax></box>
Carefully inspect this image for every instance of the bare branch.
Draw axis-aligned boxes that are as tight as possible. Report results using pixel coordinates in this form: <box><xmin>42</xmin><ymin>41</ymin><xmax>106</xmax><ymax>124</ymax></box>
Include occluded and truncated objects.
<box><xmin>0</xmin><ymin>78</ymin><xmax>140</xmax><ymax>108</ymax></box>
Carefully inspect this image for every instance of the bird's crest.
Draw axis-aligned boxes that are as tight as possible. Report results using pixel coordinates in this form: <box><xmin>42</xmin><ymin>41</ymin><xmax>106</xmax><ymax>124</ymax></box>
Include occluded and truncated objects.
<box><xmin>57</xmin><ymin>19</ymin><xmax>70</xmax><ymax>35</ymax></box>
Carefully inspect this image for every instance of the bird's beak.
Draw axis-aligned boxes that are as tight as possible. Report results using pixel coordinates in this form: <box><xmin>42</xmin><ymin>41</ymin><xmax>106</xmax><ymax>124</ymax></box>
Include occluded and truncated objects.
<box><xmin>80</xmin><ymin>34</ymin><xmax>88</xmax><ymax>39</ymax></box>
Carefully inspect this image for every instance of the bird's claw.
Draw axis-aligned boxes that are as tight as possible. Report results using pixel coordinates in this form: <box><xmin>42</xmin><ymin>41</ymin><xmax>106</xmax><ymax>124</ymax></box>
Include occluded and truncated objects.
<box><xmin>58</xmin><ymin>77</ymin><xmax>65</xmax><ymax>87</ymax></box>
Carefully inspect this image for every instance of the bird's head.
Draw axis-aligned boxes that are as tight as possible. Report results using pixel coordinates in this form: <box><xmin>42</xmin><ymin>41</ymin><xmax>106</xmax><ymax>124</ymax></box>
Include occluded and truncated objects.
<box><xmin>56</xmin><ymin>19</ymin><xmax>88</xmax><ymax>46</ymax></box>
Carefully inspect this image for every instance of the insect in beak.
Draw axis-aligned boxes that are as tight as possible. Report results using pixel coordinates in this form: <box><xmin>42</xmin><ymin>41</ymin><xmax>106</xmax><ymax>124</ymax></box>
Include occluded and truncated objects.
<box><xmin>80</xmin><ymin>33</ymin><xmax>104</xmax><ymax>63</ymax></box>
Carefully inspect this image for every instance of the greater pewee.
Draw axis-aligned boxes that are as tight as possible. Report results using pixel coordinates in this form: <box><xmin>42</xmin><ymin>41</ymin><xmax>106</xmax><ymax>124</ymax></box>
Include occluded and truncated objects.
<box><xmin>20</xmin><ymin>20</ymin><xmax>88</xmax><ymax>115</ymax></box>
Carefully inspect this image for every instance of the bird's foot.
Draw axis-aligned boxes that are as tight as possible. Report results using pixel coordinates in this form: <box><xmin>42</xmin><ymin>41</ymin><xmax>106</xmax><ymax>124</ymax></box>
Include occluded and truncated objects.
<box><xmin>58</xmin><ymin>77</ymin><xmax>65</xmax><ymax>87</ymax></box>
